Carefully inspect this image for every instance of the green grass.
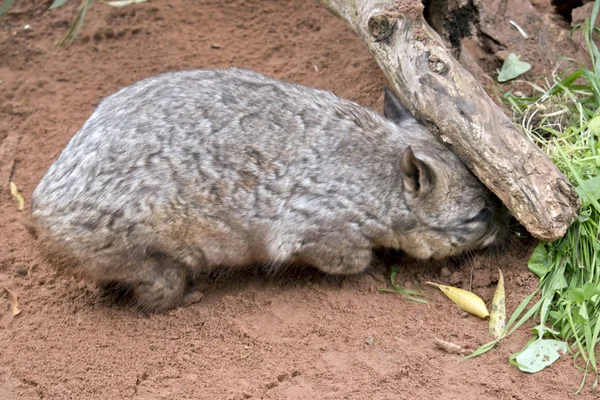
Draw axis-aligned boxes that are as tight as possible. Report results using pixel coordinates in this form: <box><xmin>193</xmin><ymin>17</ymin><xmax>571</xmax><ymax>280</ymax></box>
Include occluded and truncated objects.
<box><xmin>1</xmin><ymin>0</ymin><xmax>93</xmax><ymax>44</ymax></box>
<box><xmin>0</xmin><ymin>0</ymin><xmax>146</xmax><ymax>45</ymax></box>
<box><xmin>471</xmin><ymin>0</ymin><xmax>600</xmax><ymax>390</ymax></box>
<box><xmin>377</xmin><ymin>265</ymin><xmax>428</xmax><ymax>304</ymax></box>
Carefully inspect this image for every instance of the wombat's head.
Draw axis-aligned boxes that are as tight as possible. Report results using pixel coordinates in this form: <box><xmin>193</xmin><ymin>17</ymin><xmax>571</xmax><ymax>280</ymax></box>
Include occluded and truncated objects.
<box><xmin>384</xmin><ymin>88</ymin><xmax>509</xmax><ymax>260</ymax></box>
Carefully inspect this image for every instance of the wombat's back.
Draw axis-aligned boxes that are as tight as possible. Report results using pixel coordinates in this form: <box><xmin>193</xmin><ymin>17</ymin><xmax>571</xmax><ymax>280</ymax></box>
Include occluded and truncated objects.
<box><xmin>32</xmin><ymin>68</ymin><xmax>418</xmax><ymax>255</ymax></box>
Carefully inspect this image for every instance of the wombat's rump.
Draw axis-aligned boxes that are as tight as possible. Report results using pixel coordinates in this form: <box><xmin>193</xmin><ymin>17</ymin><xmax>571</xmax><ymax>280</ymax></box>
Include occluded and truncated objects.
<box><xmin>31</xmin><ymin>68</ymin><xmax>507</xmax><ymax>311</ymax></box>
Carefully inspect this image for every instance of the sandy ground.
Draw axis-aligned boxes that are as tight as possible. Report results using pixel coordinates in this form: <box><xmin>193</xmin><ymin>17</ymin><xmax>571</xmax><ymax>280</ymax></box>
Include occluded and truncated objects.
<box><xmin>0</xmin><ymin>0</ymin><xmax>595</xmax><ymax>399</ymax></box>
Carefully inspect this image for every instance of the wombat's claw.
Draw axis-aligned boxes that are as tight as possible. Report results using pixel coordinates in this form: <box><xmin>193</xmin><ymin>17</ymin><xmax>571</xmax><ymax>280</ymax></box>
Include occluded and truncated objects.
<box><xmin>366</xmin><ymin>267</ymin><xmax>386</xmax><ymax>283</ymax></box>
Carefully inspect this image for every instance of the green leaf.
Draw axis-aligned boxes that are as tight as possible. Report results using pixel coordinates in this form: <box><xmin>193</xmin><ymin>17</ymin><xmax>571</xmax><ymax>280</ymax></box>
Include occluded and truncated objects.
<box><xmin>550</xmin><ymin>274</ymin><xmax>569</xmax><ymax>291</ymax></box>
<box><xmin>0</xmin><ymin>0</ymin><xmax>16</xmax><ymax>15</ymax></box>
<box><xmin>390</xmin><ymin>265</ymin><xmax>398</xmax><ymax>286</ymax></box>
<box><xmin>568</xmin><ymin>288</ymin><xmax>586</xmax><ymax>303</ymax></box>
<box><xmin>549</xmin><ymin>310</ymin><xmax>563</xmax><ymax>320</ymax></box>
<box><xmin>588</xmin><ymin>115</ymin><xmax>600</xmax><ymax>135</ymax></box>
<box><xmin>583</xmin><ymin>282</ymin><xmax>599</xmax><ymax>299</ymax></box>
<box><xmin>576</xmin><ymin>176</ymin><xmax>600</xmax><ymax>207</ymax></box>
<box><xmin>579</xmin><ymin>303</ymin><xmax>590</xmax><ymax>321</ymax></box>
<box><xmin>512</xmin><ymin>339</ymin><xmax>568</xmax><ymax>373</ymax></box>
<box><xmin>49</xmin><ymin>0</ymin><xmax>70</xmax><ymax>9</ymax></box>
<box><xmin>498</xmin><ymin>53</ymin><xmax>532</xmax><ymax>83</ymax></box>
<box><xmin>528</xmin><ymin>243</ymin><xmax>552</xmax><ymax>278</ymax></box>
<box><xmin>578</xmin><ymin>214</ymin><xmax>591</xmax><ymax>223</ymax></box>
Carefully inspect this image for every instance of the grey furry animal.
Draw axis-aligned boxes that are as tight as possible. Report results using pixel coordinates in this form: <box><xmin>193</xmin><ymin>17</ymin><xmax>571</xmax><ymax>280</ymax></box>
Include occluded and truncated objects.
<box><xmin>31</xmin><ymin>68</ymin><xmax>507</xmax><ymax>311</ymax></box>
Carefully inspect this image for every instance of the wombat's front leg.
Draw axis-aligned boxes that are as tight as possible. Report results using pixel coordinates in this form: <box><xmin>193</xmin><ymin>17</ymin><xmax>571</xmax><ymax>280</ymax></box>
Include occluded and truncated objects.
<box><xmin>296</xmin><ymin>241</ymin><xmax>373</xmax><ymax>275</ymax></box>
<box><xmin>129</xmin><ymin>252</ymin><xmax>188</xmax><ymax>311</ymax></box>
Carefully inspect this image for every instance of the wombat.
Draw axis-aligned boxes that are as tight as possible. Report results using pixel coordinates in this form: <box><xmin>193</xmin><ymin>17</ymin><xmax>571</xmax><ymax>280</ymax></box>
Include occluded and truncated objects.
<box><xmin>31</xmin><ymin>68</ymin><xmax>507</xmax><ymax>311</ymax></box>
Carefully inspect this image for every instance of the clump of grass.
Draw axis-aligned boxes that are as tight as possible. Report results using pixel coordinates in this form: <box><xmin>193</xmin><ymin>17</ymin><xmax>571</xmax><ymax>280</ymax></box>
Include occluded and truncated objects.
<box><xmin>472</xmin><ymin>0</ymin><xmax>600</xmax><ymax>391</ymax></box>
<box><xmin>1</xmin><ymin>0</ymin><xmax>92</xmax><ymax>44</ymax></box>
<box><xmin>0</xmin><ymin>0</ymin><xmax>143</xmax><ymax>45</ymax></box>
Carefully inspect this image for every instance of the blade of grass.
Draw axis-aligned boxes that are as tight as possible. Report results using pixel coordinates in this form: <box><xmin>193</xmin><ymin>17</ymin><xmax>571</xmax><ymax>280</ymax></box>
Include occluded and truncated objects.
<box><xmin>0</xmin><ymin>0</ymin><xmax>16</xmax><ymax>15</ymax></box>
<box><xmin>50</xmin><ymin>0</ymin><xmax>71</xmax><ymax>9</ymax></box>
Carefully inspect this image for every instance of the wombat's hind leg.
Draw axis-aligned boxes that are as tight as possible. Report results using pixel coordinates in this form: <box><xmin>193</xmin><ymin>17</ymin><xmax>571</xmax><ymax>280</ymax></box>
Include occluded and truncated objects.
<box><xmin>130</xmin><ymin>251</ymin><xmax>188</xmax><ymax>312</ymax></box>
<box><xmin>100</xmin><ymin>281</ymin><xmax>134</xmax><ymax>305</ymax></box>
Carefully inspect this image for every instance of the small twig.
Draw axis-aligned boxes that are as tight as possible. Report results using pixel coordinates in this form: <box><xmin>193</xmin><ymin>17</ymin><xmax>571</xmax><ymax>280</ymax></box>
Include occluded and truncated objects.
<box><xmin>434</xmin><ymin>338</ymin><xmax>469</xmax><ymax>355</ymax></box>
<box><xmin>509</xmin><ymin>20</ymin><xmax>529</xmax><ymax>39</ymax></box>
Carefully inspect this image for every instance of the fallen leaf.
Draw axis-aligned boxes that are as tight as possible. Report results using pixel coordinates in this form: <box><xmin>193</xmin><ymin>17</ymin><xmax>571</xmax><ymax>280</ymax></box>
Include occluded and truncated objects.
<box><xmin>498</xmin><ymin>53</ymin><xmax>531</xmax><ymax>82</ymax></box>
<box><xmin>10</xmin><ymin>181</ymin><xmax>25</xmax><ymax>211</ymax></box>
<box><xmin>3</xmin><ymin>287</ymin><xmax>21</xmax><ymax>316</ymax></box>
<box><xmin>511</xmin><ymin>339</ymin><xmax>568</xmax><ymax>373</ymax></box>
<box><xmin>427</xmin><ymin>282</ymin><xmax>489</xmax><ymax>319</ymax></box>
<box><xmin>489</xmin><ymin>268</ymin><xmax>506</xmax><ymax>338</ymax></box>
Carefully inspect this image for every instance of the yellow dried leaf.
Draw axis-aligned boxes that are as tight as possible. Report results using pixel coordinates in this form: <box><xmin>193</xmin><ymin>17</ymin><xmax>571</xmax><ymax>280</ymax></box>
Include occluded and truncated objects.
<box><xmin>427</xmin><ymin>282</ymin><xmax>489</xmax><ymax>319</ymax></box>
<box><xmin>489</xmin><ymin>268</ymin><xmax>506</xmax><ymax>338</ymax></box>
<box><xmin>3</xmin><ymin>287</ymin><xmax>21</xmax><ymax>316</ymax></box>
<box><xmin>10</xmin><ymin>182</ymin><xmax>25</xmax><ymax>211</ymax></box>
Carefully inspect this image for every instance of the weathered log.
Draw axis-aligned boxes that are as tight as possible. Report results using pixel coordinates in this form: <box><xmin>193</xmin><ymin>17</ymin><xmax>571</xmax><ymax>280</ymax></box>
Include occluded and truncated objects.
<box><xmin>317</xmin><ymin>0</ymin><xmax>580</xmax><ymax>241</ymax></box>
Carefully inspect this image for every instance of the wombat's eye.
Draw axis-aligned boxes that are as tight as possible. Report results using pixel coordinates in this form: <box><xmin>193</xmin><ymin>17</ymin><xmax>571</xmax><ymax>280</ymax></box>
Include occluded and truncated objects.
<box><xmin>465</xmin><ymin>208</ymin><xmax>491</xmax><ymax>223</ymax></box>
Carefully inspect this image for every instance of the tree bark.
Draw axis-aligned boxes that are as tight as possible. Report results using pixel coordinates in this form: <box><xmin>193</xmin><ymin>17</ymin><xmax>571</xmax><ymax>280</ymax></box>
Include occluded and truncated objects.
<box><xmin>317</xmin><ymin>0</ymin><xmax>580</xmax><ymax>241</ymax></box>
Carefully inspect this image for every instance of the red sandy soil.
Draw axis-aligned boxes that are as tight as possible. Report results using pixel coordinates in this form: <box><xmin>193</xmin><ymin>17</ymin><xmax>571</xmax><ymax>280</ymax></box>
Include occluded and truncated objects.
<box><xmin>0</xmin><ymin>0</ymin><xmax>594</xmax><ymax>399</ymax></box>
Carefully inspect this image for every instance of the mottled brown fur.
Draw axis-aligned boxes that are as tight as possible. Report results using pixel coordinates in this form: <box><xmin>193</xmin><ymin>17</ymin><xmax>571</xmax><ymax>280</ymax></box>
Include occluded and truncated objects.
<box><xmin>31</xmin><ymin>69</ymin><xmax>507</xmax><ymax>311</ymax></box>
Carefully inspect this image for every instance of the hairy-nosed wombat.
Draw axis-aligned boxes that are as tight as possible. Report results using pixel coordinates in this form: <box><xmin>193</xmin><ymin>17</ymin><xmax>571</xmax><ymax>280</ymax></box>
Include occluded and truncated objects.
<box><xmin>31</xmin><ymin>68</ymin><xmax>507</xmax><ymax>311</ymax></box>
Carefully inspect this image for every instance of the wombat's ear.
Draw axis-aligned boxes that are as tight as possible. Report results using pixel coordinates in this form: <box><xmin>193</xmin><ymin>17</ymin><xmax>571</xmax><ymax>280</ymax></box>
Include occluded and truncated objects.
<box><xmin>400</xmin><ymin>146</ymin><xmax>434</xmax><ymax>195</ymax></box>
<box><xmin>383</xmin><ymin>87</ymin><xmax>415</xmax><ymax>124</ymax></box>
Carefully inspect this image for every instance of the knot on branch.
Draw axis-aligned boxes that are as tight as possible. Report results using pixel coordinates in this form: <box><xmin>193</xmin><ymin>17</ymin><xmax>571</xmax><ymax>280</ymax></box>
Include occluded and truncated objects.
<box><xmin>428</xmin><ymin>54</ymin><xmax>448</xmax><ymax>74</ymax></box>
<box><xmin>368</xmin><ymin>13</ymin><xmax>397</xmax><ymax>41</ymax></box>
<box><xmin>362</xmin><ymin>2</ymin><xmax>425</xmax><ymax>41</ymax></box>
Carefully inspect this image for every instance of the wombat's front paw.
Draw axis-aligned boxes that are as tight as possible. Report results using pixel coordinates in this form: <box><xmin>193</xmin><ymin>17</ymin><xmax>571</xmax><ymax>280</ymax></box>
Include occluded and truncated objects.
<box><xmin>182</xmin><ymin>289</ymin><xmax>205</xmax><ymax>307</ymax></box>
<box><xmin>131</xmin><ymin>256</ymin><xmax>188</xmax><ymax>312</ymax></box>
<box><xmin>298</xmin><ymin>247</ymin><xmax>373</xmax><ymax>275</ymax></box>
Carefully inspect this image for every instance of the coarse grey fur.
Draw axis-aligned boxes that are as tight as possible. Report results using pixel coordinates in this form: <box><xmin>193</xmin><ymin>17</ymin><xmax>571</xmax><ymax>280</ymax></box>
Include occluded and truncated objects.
<box><xmin>31</xmin><ymin>68</ymin><xmax>507</xmax><ymax>311</ymax></box>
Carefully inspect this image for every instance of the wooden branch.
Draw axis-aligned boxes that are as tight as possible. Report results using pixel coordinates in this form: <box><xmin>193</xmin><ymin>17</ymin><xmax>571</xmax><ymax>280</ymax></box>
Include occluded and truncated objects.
<box><xmin>317</xmin><ymin>0</ymin><xmax>580</xmax><ymax>241</ymax></box>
